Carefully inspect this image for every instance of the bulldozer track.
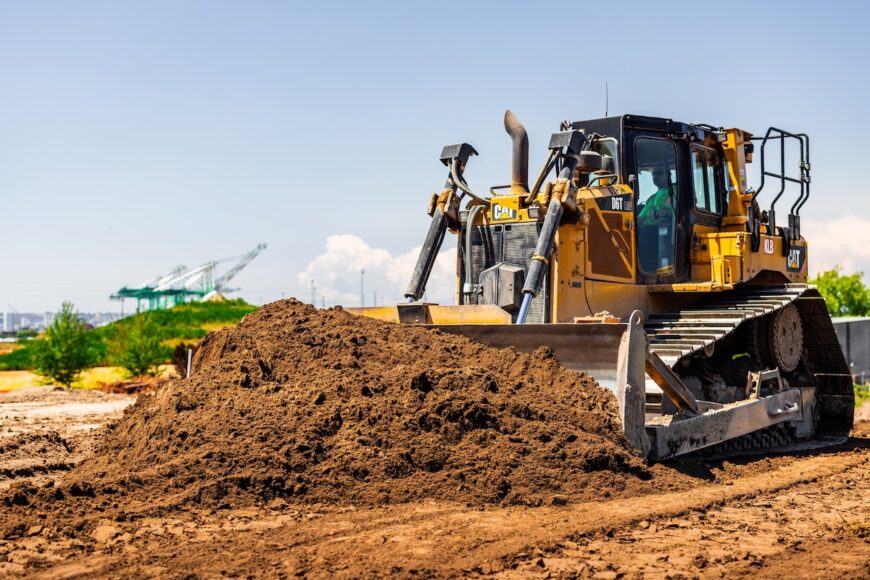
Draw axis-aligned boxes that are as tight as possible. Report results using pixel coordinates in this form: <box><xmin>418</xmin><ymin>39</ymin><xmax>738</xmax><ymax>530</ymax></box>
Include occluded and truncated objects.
<box><xmin>645</xmin><ymin>283</ymin><xmax>855</xmax><ymax>438</ymax></box>
<box><xmin>645</xmin><ymin>284</ymin><xmax>811</xmax><ymax>365</ymax></box>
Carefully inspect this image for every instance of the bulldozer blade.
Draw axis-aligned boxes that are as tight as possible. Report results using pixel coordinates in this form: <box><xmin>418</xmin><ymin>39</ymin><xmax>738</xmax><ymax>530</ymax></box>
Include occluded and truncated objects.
<box><xmin>433</xmin><ymin>316</ymin><xmax>815</xmax><ymax>461</ymax></box>
<box><xmin>433</xmin><ymin>323</ymin><xmax>625</xmax><ymax>386</ymax></box>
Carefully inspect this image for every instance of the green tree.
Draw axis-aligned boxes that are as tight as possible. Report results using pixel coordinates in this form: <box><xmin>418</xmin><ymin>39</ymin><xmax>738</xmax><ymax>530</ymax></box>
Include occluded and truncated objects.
<box><xmin>30</xmin><ymin>302</ymin><xmax>101</xmax><ymax>388</ymax></box>
<box><xmin>109</xmin><ymin>313</ymin><xmax>165</xmax><ymax>377</ymax></box>
<box><xmin>809</xmin><ymin>268</ymin><xmax>870</xmax><ymax>316</ymax></box>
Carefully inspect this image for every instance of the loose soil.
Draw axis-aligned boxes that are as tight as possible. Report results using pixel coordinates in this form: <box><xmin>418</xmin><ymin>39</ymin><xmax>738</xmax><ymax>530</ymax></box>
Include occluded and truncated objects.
<box><xmin>66</xmin><ymin>299</ymin><xmax>650</xmax><ymax>509</ymax></box>
<box><xmin>0</xmin><ymin>300</ymin><xmax>867</xmax><ymax>577</ymax></box>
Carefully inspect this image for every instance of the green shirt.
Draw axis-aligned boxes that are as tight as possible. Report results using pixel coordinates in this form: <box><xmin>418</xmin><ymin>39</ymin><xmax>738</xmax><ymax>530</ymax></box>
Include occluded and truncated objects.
<box><xmin>638</xmin><ymin>187</ymin><xmax>674</xmax><ymax>224</ymax></box>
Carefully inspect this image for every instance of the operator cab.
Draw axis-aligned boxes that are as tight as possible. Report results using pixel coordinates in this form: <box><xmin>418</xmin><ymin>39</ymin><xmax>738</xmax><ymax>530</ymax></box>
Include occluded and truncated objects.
<box><xmin>571</xmin><ymin>115</ymin><xmax>730</xmax><ymax>285</ymax></box>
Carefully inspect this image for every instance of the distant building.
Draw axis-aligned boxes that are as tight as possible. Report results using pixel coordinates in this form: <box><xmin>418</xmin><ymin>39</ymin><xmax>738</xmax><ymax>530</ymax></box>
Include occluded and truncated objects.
<box><xmin>0</xmin><ymin>310</ymin><xmax>121</xmax><ymax>336</ymax></box>
<box><xmin>2</xmin><ymin>310</ymin><xmax>14</xmax><ymax>333</ymax></box>
<box><xmin>832</xmin><ymin>317</ymin><xmax>870</xmax><ymax>384</ymax></box>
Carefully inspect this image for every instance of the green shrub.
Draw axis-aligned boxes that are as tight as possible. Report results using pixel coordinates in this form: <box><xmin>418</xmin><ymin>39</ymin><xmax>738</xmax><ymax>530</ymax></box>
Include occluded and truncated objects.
<box><xmin>30</xmin><ymin>302</ymin><xmax>101</xmax><ymax>388</ymax></box>
<box><xmin>108</xmin><ymin>313</ymin><xmax>166</xmax><ymax>377</ymax></box>
<box><xmin>810</xmin><ymin>268</ymin><xmax>870</xmax><ymax>316</ymax></box>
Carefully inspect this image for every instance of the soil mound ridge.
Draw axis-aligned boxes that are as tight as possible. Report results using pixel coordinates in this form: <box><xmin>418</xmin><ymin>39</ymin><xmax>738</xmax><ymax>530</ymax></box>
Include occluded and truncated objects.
<box><xmin>73</xmin><ymin>299</ymin><xmax>646</xmax><ymax>507</ymax></box>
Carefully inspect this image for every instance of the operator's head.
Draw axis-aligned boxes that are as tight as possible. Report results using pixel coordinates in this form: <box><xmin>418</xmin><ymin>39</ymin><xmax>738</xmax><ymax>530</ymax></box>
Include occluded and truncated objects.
<box><xmin>653</xmin><ymin>166</ymin><xmax>670</xmax><ymax>189</ymax></box>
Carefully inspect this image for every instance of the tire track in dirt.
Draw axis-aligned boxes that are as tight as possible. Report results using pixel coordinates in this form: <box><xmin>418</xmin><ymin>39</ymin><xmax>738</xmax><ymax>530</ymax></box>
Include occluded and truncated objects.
<box><xmin>505</xmin><ymin>447</ymin><xmax>870</xmax><ymax>578</ymax></box>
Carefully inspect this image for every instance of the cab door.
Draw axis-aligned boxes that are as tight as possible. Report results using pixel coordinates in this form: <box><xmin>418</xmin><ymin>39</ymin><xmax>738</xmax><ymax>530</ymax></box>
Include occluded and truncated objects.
<box><xmin>634</xmin><ymin>137</ymin><xmax>681</xmax><ymax>279</ymax></box>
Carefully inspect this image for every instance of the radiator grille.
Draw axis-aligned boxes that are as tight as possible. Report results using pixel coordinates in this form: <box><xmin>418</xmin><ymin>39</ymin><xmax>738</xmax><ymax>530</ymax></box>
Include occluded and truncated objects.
<box><xmin>458</xmin><ymin>222</ymin><xmax>548</xmax><ymax>323</ymax></box>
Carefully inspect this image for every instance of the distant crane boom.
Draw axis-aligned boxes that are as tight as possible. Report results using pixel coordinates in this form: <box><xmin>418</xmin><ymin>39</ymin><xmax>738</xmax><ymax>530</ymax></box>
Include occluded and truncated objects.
<box><xmin>137</xmin><ymin>265</ymin><xmax>187</xmax><ymax>290</ymax></box>
<box><xmin>110</xmin><ymin>243</ymin><xmax>267</xmax><ymax>311</ymax></box>
<box><xmin>214</xmin><ymin>243</ymin><xmax>267</xmax><ymax>292</ymax></box>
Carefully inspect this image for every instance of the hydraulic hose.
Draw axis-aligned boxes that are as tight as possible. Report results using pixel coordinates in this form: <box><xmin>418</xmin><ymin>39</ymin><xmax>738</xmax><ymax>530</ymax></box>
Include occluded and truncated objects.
<box><xmin>516</xmin><ymin>153</ymin><xmax>580</xmax><ymax>324</ymax></box>
<box><xmin>517</xmin><ymin>197</ymin><xmax>562</xmax><ymax>323</ymax></box>
<box><xmin>463</xmin><ymin>204</ymin><xmax>486</xmax><ymax>302</ymax></box>
<box><xmin>449</xmin><ymin>159</ymin><xmax>489</xmax><ymax>206</ymax></box>
<box><xmin>525</xmin><ymin>149</ymin><xmax>557</xmax><ymax>205</ymax></box>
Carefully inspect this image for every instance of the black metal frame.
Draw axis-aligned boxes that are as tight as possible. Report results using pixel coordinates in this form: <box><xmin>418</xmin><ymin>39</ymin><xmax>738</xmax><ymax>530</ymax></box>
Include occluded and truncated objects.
<box><xmin>750</xmin><ymin>128</ymin><xmax>810</xmax><ymax>251</ymax></box>
<box><xmin>689</xmin><ymin>143</ymin><xmax>728</xmax><ymax>218</ymax></box>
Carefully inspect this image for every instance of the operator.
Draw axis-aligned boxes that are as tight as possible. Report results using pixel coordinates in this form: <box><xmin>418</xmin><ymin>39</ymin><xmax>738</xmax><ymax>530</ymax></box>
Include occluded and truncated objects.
<box><xmin>637</xmin><ymin>166</ymin><xmax>674</xmax><ymax>226</ymax></box>
<box><xmin>637</xmin><ymin>165</ymin><xmax>676</xmax><ymax>272</ymax></box>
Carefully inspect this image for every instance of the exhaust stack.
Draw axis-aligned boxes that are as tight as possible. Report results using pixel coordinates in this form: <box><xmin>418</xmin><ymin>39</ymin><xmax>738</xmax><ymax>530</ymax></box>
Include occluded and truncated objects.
<box><xmin>504</xmin><ymin>110</ymin><xmax>529</xmax><ymax>194</ymax></box>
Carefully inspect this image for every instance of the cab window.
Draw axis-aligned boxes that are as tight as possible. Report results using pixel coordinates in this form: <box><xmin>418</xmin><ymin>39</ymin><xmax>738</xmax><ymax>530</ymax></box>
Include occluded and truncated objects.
<box><xmin>589</xmin><ymin>137</ymin><xmax>619</xmax><ymax>182</ymax></box>
<box><xmin>635</xmin><ymin>137</ymin><xmax>678</xmax><ymax>275</ymax></box>
<box><xmin>691</xmin><ymin>146</ymin><xmax>723</xmax><ymax>214</ymax></box>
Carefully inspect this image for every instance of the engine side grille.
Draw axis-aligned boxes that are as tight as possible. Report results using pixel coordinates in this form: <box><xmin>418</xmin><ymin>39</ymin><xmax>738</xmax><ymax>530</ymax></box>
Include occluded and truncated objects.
<box><xmin>458</xmin><ymin>222</ymin><xmax>548</xmax><ymax>323</ymax></box>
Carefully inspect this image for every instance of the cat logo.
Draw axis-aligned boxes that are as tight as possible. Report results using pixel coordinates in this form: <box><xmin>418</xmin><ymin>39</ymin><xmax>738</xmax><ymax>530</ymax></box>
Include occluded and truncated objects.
<box><xmin>763</xmin><ymin>238</ymin><xmax>774</xmax><ymax>254</ymax></box>
<box><xmin>786</xmin><ymin>246</ymin><xmax>805</xmax><ymax>272</ymax></box>
<box><xmin>492</xmin><ymin>203</ymin><xmax>516</xmax><ymax>221</ymax></box>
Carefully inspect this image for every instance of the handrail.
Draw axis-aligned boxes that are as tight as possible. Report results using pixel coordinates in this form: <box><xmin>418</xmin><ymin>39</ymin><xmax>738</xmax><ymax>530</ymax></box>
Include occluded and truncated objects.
<box><xmin>750</xmin><ymin>127</ymin><xmax>810</xmax><ymax>240</ymax></box>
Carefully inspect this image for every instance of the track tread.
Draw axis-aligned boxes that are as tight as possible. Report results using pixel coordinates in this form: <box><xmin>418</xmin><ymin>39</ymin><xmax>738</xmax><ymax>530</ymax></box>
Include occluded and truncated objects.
<box><xmin>644</xmin><ymin>284</ymin><xmax>854</xmax><ymax>452</ymax></box>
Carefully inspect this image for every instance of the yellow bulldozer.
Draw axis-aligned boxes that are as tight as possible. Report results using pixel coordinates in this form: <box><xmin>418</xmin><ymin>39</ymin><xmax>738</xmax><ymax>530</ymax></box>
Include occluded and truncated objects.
<box><xmin>351</xmin><ymin>111</ymin><xmax>854</xmax><ymax>460</ymax></box>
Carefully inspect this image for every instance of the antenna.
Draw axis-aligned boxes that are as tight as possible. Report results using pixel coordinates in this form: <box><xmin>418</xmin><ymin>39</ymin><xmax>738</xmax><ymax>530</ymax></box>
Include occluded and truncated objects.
<box><xmin>605</xmin><ymin>82</ymin><xmax>609</xmax><ymax>117</ymax></box>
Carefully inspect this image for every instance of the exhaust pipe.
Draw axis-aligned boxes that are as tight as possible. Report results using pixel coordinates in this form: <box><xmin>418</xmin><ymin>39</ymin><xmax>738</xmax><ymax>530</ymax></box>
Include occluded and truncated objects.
<box><xmin>504</xmin><ymin>110</ymin><xmax>529</xmax><ymax>193</ymax></box>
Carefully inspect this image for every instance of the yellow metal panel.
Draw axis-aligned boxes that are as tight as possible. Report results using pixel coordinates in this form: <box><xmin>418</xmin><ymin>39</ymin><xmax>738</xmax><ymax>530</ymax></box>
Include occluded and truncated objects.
<box><xmin>346</xmin><ymin>306</ymin><xmax>401</xmax><ymax>322</ymax></box>
<box><xmin>720</xmin><ymin>128</ymin><xmax>753</xmax><ymax>231</ymax></box>
<box><xmin>347</xmin><ymin>305</ymin><xmax>512</xmax><ymax>325</ymax></box>
<box><xmin>743</xmin><ymin>236</ymin><xmax>808</xmax><ymax>283</ymax></box>
<box><xmin>427</xmin><ymin>305</ymin><xmax>512</xmax><ymax>324</ymax></box>
<box><xmin>585</xmin><ymin>279</ymin><xmax>648</xmax><ymax>319</ymax></box>
<box><xmin>685</xmin><ymin>227</ymin><xmax>808</xmax><ymax>289</ymax></box>
<box><xmin>552</xmin><ymin>218</ymin><xmax>591</xmax><ymax>321</ymax></box>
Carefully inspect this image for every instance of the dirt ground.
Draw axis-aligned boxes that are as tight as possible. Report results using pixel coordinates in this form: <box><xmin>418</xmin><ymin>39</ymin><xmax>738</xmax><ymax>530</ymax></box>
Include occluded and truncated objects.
<box><xmin>0</xmin><ymin>387</ymin><xmax>134</xmax><ymax>492</ymax></box>
<box><xmin>0</xmin><ymin>387</ymin><xmax>867</xmax><ymax>578</ymax></box>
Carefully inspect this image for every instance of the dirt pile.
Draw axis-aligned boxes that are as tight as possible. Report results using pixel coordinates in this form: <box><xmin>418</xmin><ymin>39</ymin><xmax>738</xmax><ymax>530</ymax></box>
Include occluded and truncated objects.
<box><xmin>57</xmin><ymin>300</ymin><xmax>645</xmax><ymax>508</ymax></box>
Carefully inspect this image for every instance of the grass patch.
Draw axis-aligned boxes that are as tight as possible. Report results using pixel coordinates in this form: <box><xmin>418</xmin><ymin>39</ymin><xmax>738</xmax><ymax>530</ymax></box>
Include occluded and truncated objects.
<box><xmin>0</xmin><ymin>345</ymin><xmax>33</xmax><ymax>371</ymax></box>
<box><xmin>856</xmin><ymin>384</ymin><xmax>870</xmax><ymax>408</ymax></box>
<box><xmin>98</xmin><ymin>299</ymin><xmax>256</xmax><ymax>344</ymax></box>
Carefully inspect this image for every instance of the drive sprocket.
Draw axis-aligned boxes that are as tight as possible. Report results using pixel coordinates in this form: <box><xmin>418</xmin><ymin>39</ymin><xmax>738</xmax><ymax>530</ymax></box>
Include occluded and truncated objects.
<box><xmin>768</xmin><ymin>303</ymin><xmax>803</xmax><ymax>372</ymax></box>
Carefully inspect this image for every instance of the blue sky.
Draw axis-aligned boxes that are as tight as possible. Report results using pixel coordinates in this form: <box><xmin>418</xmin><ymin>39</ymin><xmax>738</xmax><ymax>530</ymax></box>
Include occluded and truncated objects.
<box><xmin>2</xmin><ymin>0</ymin><xmax>869</xmax><ymax>311</ymax></box>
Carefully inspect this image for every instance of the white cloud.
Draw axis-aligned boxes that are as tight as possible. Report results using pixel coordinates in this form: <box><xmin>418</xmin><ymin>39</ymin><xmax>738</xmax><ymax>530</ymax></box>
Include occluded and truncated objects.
<box><xmin>297</xmin><ymin>234</ymin><xmax>456</xmax><ymax>307</ymax></box>
<box><xmin>803</xmin><ymin>216</ymin><xmax>870</xmax><ymax>277</ymax></box>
